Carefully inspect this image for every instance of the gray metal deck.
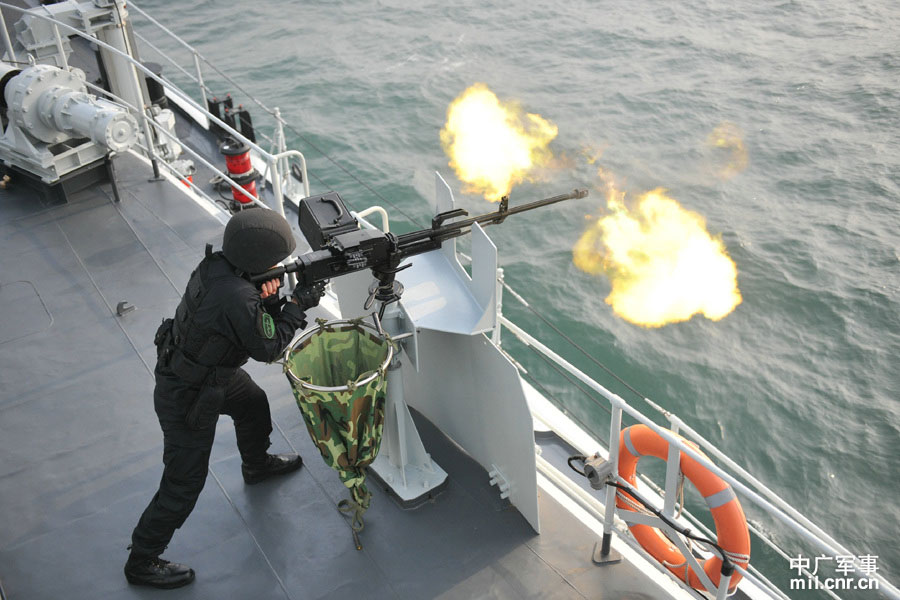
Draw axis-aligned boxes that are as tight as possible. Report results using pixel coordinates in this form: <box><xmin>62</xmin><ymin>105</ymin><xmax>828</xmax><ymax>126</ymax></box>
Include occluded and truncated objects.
<box><xmin>0</xmin><ymin>142</ymin><xmax>677</xmax><ymax>599</ymax></box>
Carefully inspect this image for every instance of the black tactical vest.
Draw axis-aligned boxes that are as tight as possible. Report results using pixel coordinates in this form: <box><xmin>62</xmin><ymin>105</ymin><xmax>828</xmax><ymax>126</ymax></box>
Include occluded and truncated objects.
<box><xmin>162</xmin><ymin>248</ymin><xmax>248</xmax><ymax>384</ymax></box>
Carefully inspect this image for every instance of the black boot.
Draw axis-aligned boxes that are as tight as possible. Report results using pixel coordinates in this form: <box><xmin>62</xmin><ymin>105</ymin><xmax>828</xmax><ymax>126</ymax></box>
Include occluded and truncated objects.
<box><xmin>124</xmin><ymin>554</ymin><xmax>195</xmax><ymax>589</ymax></box>
<box><xmin>242</xmin><ymin>453</ymin><xmax>303</xmax><ymax>485</ymax></box>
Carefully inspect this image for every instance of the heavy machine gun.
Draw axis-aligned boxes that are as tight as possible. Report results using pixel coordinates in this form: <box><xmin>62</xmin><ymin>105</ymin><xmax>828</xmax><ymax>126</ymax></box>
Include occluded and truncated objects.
<box><xmin>250</xmin><ymin>188</ymin><xmax>589</xmax><ymax>314</ymax></box>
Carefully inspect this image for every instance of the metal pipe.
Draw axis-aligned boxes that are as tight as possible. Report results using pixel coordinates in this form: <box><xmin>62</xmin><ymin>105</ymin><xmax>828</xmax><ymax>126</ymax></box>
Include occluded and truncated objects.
<box><xmin>152</xmin><ymin>116</ymin><xmax>261</xmax><ymax>206</ymax></box>
<box><xmin>51</xmin><ymin>23</ymin><xmax>67</xmax><ymax>70</ymax></box>
<box><xmin>139</xmin><ymin>110</ymin><xmax>160</xmax><ymax>176</ymax></box>
<box><xmin>667</xmin><ymin>528</ymin><xmax>717</xmax><ymax>593</ymax></box>
<box><xmin>670</xmin><ymin>413</ymin><xmax>853</xmax><ymax>565</ymax></box>
<box><xmin>125</xmin><ymin>97</ymin><xmax>259</xmax><ymax>205</ymax></box>
<box><xmin>128</xmin><ymin>2</ymin><xmax>202</xmax><ymax>55</ymax></box>
<box><xmin>129</xmin><ymin>2</ymin><xmax>283</xmax><ymax>122</ymax></box>
<box><xmin>715</xmin><ymin>565</ymin><xmax>734</xmax><ymax>600</ymax></box>
<box><xmin>271</xmin><ymin>149</ymin><xmax>311</xmax><ymax>199</ymax></box>
<box><xmin>354</xmin><ymin>206</ymin><xmax>390</xmax><ymax>232</ymax></box>
<box><xmin>273</xmin><ymin>107</ymin><xmax>285</xmax><ymax>152</ymax></box>
<box><xmin>732</xmin><ymin>563</ymin><xmax>803</xmax><ymax>600</ymax></box>
<box><xmin>83</xmin><ymin>77</ymin><xmax>262</xmax><ymax>207</ymax></box>
<box><xmin>133</xmin><ymin>31</ymin><xmax>201</xmax><ymax>85</ymax></box>
<box><xmin>272</xmin><ymin>107</ymin><xmax>286</xmax><ymax>184</ymax></box>
<box><xmin>131</xmin><ymin>32</ymin><xmax>277</xmax><ymax>148</ymax></box>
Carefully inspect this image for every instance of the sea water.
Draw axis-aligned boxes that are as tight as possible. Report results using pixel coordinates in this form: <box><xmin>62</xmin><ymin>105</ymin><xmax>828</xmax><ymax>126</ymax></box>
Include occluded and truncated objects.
<box><xmin>138</xmin><ymin>0</ymin><xmax>899</xmax><ymax>592</ymax></box>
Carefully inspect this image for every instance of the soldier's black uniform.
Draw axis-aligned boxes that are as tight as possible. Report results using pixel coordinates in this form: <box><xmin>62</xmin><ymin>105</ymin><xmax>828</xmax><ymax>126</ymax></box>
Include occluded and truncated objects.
<box><xmin>129</xmin><ymin>249</ymin><xmax>306</xmax><ymax>560</ymax></box>
<box><xmin>125</xmin><ymin>208</ymin><xmax>320</xmax><ymax>589</ymax></box>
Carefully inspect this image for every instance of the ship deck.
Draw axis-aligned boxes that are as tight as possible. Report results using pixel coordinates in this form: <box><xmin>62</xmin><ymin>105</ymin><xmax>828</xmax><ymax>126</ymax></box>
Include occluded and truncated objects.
<box><xmin>0</xmin><ymin>148</ymin><xmax>684</xmax><ymax>599</ymax></box>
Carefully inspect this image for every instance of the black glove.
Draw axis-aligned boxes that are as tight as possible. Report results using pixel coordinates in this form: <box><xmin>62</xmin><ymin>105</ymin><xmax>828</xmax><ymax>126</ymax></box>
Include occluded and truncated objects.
<box><xmin>292</xmin><ymin>281</ymin><xmax>326</xmax><ymax>310</ymax></box>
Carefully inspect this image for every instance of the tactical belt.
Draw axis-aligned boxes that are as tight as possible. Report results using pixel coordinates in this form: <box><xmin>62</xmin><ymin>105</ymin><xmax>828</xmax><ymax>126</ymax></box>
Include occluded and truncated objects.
<box><xmin>155</xmin><ymin>317</ymin><xmax>219</xmax><ymax>386</ymax></box>
<box><xmin>168</xmin><ymin>348</ymin><xmax>212</xmax><ymax>386</ymax></box>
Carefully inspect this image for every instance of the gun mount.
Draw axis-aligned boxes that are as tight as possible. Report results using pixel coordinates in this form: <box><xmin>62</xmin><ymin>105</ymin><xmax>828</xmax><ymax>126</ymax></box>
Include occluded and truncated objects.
<box><xmin>258</xmin><ymin>182</ymin><xmax>587</xmax><ymax>508</ymax></box>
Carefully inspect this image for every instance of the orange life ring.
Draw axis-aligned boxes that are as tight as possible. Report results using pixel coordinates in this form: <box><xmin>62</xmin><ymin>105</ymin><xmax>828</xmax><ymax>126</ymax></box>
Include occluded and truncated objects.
<box><xmin>616</xmin><ymin>424</ymin><xmax>751</xmax><ymax>592</ymax></box>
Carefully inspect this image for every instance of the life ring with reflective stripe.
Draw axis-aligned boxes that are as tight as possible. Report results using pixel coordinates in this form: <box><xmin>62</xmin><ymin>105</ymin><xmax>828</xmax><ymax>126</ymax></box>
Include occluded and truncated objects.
<box><xmin>616</xmin><ymin>424</ymin><xmax>751</xmax><ymax>592</ymax></box>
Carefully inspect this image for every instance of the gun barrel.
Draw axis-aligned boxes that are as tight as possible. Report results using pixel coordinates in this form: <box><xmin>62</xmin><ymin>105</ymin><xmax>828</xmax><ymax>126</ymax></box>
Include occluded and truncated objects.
<box><xmin>486</xmin><ymin>188</ymin><xmax>588</xmax><ymax>220</ymax></box>
<box><xmin>398</xmin><ymin>188</ymin><xmax>589</xmax><ymax>247</ymax></box>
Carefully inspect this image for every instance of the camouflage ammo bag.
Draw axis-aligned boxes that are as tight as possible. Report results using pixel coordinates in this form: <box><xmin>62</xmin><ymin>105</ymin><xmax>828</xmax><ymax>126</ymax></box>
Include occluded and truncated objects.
<box><xmin>283</xmin><ymin>319</ymin><xmax>393</xmax><ymax>548</ymax></box>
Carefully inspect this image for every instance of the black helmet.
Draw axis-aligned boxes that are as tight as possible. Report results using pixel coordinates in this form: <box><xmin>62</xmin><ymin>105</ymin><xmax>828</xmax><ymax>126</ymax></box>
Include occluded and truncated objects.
<box><xmin>222</xmin><ymin>208</ymin><xmax>296</xmax><ymax>273</ymax></box>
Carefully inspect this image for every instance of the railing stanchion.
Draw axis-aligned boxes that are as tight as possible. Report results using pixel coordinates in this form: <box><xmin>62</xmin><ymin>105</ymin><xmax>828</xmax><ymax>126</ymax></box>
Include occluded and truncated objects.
<box><xmin>715</xmin><ymin>562</ymin><xmax>735</xmax><ymax>600</ymax></box>
<box><xmin>271</xmin><ymin>150</ymin><xmax>310</xmax><ymax>200</ymax></box>
<box><xmin>141</xmin><ymin>110</ymin><xmax>162</xmax><ymax>180</ymax></box>
<box><xmin>492</xmin><ymin>268</ymin><xmax>504</xmax><ymax>345</ymax></box>
<box><xmin>662</xmin><ymin>419</ymin><xmax>681</xmax><ymax>518</ymax></box>
<box><xmin>192</xmin><ymin>50</ymin><xmax>207</xmax><ymax>109</ymax></box>
<box><xmin>273</xmin><ymin>107</ymin><xmax>286</xmax><ymax>165</ymax></box>
<box><xmin>269</xmin><ymin>156</ymin><xmax>284</xmax><ymax>216</ymax></box>
<box><xmin>593</xmin><ymin>402</ymin><xmax>623</xmax><ymax>565</ymax></box>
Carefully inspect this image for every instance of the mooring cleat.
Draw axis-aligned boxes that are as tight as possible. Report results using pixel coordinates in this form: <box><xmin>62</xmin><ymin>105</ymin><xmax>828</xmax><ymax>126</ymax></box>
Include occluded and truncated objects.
<box><xmin>242</xmin><ymin>453</ymin><xmax>303</xmax><ymax>485</ymax></box>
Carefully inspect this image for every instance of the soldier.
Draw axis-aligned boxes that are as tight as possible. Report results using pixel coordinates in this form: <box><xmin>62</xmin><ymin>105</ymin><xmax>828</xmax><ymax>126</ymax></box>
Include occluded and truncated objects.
<box><xmin>125</xmin><ymin>208</ymin><xmax>324</xmax><ymax>589</ymax></box>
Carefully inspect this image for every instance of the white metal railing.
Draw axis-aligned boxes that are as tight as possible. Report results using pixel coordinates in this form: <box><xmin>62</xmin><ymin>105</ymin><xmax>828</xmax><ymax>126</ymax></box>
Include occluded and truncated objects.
<box><xmin>79</xmin><ymin>79</ymin><xmax>267</xmax><ymax>211</ymax></box>
<box><xmin>501</xmin><ymin>317</ymin><xmax>899</xmax><ymax>600</ymax></box>
<box><xmin>626</xmin><ymin>453</ymin><xmax>841</xmax><ymax>600</ymax></box>
<box><xmin>535</xmin><ymin>454</ymin><xmax>794</xmax><ymax>600</ymax></box>
<box><xmin>355</xmin><ymin>206</ymin><xmax>391</xmax><ymax>233</ymax></box>
<box><xmin>127</xmin><ymin>1</ymin><xmax>310</xmax><ymax>200</ymax></box>
<box><xmin>467</xmin><ymin>253</ymin><xmax>847</xmax><ymax>598</ymax></box>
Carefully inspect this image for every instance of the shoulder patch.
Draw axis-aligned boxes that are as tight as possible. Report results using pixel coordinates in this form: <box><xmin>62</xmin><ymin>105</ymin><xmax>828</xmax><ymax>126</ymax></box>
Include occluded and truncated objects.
<box><xmin>259</xmin><ymin>312</ymin><xmax>276</xmax><ymax>339</ymax></box>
